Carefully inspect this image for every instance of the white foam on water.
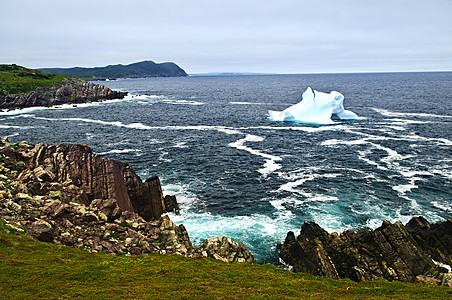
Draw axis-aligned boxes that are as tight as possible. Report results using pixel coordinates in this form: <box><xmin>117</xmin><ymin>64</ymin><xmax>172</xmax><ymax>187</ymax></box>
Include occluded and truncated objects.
<box><xmin>432</xmin><ymin>201</ymin><xmax>452</xmax><ymax>212</ymax></box>
<box><xmin>372</xmin><ymin>108</ymin><xmax>452</xmax><ymax>119</ymax></box>
<box><xmin>6</xmin><ymin>132</ymin><xmax>19</xmax><ymax>138</ymax></box>
<box><xmin>157</xmin><ymin>150</ymin><xmax>171</xmax><ymax>163</ymax></box>
<box><xmin>0</xmin><ymin>124</ymin><xmax>36</xmax><ymax>129</ymax></box>
<box><xmin>229</xmin><ymin>101</ymin><xmax>265</xmax><ymax>105</ymax></box>
<box><xmin>250</xmin><ymin>124</ymin><xmax>351</xmax><ymax>133</ymax></box>
<box><xmin>161</xmin><ymin>99</ymin><xmax>204</xmax><ymax>106</ymax></box>
<box><xmin>432</xmin><ymin>260</ymin><xmax>451</xmax><ymax>273</ymax></box>
<box><xmin>383</xmin><ymin>125</ymin><xmax>407</xmax><ymax>131</ymax></box>
<box><xmin>162</xmin><ymin>181</ymin><xmax>300</xmax><ymax>261</ymax></box>
<box><xmin>98</xmin><ymin>149</ymin><xmax>142</xmax><ymax>155</ymax></box>
<box><xmin>172</xmin><ymin>141</ymin><xmax>188</xmax><ymax>148</ymax></box>
<box><xmin>0</xmin><ymin>94</ymin><xmax>136</xmax><ymax>116</ymax></box>
<box><xmin>321</xmin><ymin>138</ymin><xmax>368</xmax><ymax>146</ymax></box>
<box><xmin>228</xmin><ymin>134</ymin><xmax>282</xmax><ymax>176</ymax></box>
<box><xmin>392</xmin><ymin>184</ymin><xmax>418</xmax><ymax>194</ymax></box>
<box><xmin>308</xmin><ymin>210</ymin><xmax>354</xmax><ymax>234</ymax></box>
<box><xmin>217</xmin><ymin>128</ymin><xmax>243</xmax><ymax>135</ymax></box>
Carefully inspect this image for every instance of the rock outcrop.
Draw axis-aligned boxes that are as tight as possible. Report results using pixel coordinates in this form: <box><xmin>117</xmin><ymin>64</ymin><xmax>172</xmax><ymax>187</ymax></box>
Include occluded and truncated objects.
<box><xmin>203</xmin><ymin>236</ymin><xmax>255</xmax><ymax>263</ymax></box>
<box><xmin>278</xmin><ymin>218</ymin><xmax>452</xmax><ymax>286</ymax></box>
<box><xmin>3</xmin><ymin>140</ymin><xmax>169</xmax><ymax>221</ymax></box>
<box><xmin>0</xmin><ymin>138</ymin><xmax>254</xmax><ymax>263</ymax></box>
<box><xmin>0</xmin><ymin>77</ymin><xmax>127</xmax><ymax>109</ymax></box>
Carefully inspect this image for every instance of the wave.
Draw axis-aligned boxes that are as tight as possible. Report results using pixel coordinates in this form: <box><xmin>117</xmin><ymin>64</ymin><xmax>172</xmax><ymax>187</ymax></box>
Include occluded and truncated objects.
<box><xmin>0</xmin><ymin>124</ymin><xmax>36</xmax><ymax>129</ymax></box>
<box><xmin>228</xmin><ymin>134</ymin><xmax>282</xmax><ymax>176</ymax></box>
<box><xmin>229</xmin><ymin>101</ymin><xmax>266</xmax><ymax>105</ymax></box>
<box><xmin>372</xmin><ymin>108</ymin><xmax>452</xmax><ymax>119</ymax></box>
<box><xmin>98</xmin><ymin>149</ymin><xmax>142</xmax><ymax>156</ymax></box>
<box><xmin>0</xmin><ymin>94</ymin><xmax>136</xmax><ymax>116</ymax></box>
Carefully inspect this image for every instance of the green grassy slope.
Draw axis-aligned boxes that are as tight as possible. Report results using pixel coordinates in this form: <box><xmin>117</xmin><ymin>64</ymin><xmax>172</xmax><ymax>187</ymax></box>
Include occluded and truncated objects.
<box><xmin>0</xmin><ymin>221</ymin><xmax>450</xmax><ymax>299</ymax></box>
<box><xmin>0</xmin><ymin>64</ymin><xmax>69</xmax><ymax>96</ymax></box>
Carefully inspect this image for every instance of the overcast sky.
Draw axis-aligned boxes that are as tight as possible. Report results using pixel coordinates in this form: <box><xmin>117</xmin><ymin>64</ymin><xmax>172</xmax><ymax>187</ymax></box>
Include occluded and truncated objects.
<box><xmin>1</xmin><ymin>0</ymin><xmax>451</xmax><ymax>74</ymax></box>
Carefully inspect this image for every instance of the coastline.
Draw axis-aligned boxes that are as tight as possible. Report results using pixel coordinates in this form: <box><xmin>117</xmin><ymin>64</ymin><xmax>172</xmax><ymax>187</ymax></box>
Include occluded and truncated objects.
<box><xmin>1</xmin><ymin>137</ymin><xmax>451</xmax><ymax>286</ymax></box>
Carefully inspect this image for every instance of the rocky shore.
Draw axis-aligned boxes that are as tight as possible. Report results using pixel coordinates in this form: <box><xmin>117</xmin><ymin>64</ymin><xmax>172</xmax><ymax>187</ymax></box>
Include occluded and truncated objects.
<box><xmin>0</xmin><ymin>138</ymin><xmax>255</xmax><ymax>263</ymax></box>
<box><xmin>0</xmin><ymin>77</ymin><xmax>127</xmax><ymax>110</ymax></box>
<box><xmin>278</xmin><ymin>218</ymin><xmax>452</xmax><ymax>286</ymax></box>
<box><xmin>2</xmin><ymin>137</ymin><xmax>451</xmax><ymax>287</ymax></box>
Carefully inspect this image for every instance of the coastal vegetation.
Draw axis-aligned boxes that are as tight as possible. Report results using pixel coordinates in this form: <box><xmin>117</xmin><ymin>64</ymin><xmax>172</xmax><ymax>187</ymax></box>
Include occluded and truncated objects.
<box><xmin>0</xmin><ymin>221</ymin><xmax>450</xmax><ymax>299</ymax></box>
<box><xmin>0</xmin><ymin>64</ymin><xmax>69</xmax><ymax>96</ymax></box>
<box><xmin>0</xmin><ymin>64</ymin><xmax>126</xmax><ymax>109</ymax></box>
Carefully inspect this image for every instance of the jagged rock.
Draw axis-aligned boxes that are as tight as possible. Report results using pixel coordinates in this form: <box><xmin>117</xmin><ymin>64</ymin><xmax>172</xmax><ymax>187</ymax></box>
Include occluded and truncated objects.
<box><xmin>90</xmin><ymin>198</ymin><xmax>122</xmax><ymax>221</ymax></box>
<box><xmin>13</xmin><ymin>141</ymin><xmax>178</xmax><ymax>221</ymax></box>
<box><xmin>164</xmin><ymin>195</ymin><xmax>180</xmax><ymax>215</ymax></box>
<box><xmin>278</xmin><ymin>218</ymin><xmax>451</xmax><ymax>284</ymax></box>
<box><xmin>441</xmin><ymin>273</ymin><xmax>452</xmax><ymax>287</ymax></box>
<box><xmin>406</xmin><ymin>216</ymin><xmax>452</xmax><ymax>267</ymax></box>
<box><xmin>27</xmin><ymin>220</ymin><xmax>54</xmax><ymax>243</ymax></box>
<box><xmin>159</xmin><ymin>215</ymin><xmax>192</xmax><ymax>250</ymax></box>
<box><xmin>202</xmin><ymin>236</ymin><xmax>255</xmax><ymax>263</ymax></box>
<box><xmin>33</xmin><ymin>166</ymin><xmax>55</xmax><ymax>182</ymax></box>
<box><xmin>0</xmin><ymin>138</ymin><xmax>257</xmax><ymax>264</ymax></box>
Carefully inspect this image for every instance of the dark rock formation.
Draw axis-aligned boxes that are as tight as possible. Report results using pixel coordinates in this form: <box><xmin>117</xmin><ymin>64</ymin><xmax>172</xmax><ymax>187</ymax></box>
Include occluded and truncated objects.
<box><xmin>0</xmin><ymin>138</ymin><xmax>256</xmax><ymax>263</ymax></box>
<box><xmin>0</xmin><ymin>139</ymin><xmax>171</xmax><ymax>221</ymax></box>
<box><xmin>406</xmin><ymin>216</ymin><xmax>452</xmax><ymax>268</ymax></box>
<box><xmin>278</xmin><ymin>218</ymin><xmax>451</xmax><ymax>286</ymax></box>
<box><xmin>0</xmin><ymin>77</ymin><xmax>127</xmax><ymax>109</ymax></box>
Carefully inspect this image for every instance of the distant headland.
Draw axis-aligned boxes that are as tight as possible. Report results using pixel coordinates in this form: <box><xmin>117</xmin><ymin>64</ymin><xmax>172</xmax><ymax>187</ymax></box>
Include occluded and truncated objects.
<box><xmin>39</xmin><ymin>60</ymin><xmax>188</xmax><ymax>80</ymax></box>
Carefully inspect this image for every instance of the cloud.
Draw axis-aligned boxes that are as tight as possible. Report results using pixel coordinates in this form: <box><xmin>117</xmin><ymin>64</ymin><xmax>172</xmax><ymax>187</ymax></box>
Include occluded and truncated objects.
<box><xmin>1</xmin><ymin>0</ymin><xmax>451</xmax><ymax>73</ymax></box>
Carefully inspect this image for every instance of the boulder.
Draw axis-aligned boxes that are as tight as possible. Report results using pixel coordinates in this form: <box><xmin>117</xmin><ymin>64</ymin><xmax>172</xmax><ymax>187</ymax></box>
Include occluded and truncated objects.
<box><xmin>202</xmin><ymin>236</ymin><xmax>255</xmax><ymax>263</ymax></box>
<box><xmin>164</xmin><ymin>195</ymin><xmax>180</xmax><ymax>215</ymax></box>
<box><xmin>90</xmin><ymin>198</ymin><xmax>122</xmax><ymax>221</ymax></box>
<box><xmin>27</xmin><ymin>220</ymin><xmax>54</xmax><ymax>243</ymax></box>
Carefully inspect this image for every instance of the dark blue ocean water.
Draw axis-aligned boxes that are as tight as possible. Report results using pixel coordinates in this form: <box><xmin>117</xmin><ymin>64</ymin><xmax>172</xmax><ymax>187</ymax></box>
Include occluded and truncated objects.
<box><xmin>1</xmin><ymin>73</ymin><xmax>451</xmax><ymax>263</ymax></box>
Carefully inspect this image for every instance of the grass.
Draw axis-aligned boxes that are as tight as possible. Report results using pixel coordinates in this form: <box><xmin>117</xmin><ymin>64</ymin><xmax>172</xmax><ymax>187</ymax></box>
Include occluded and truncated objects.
<box><xmin>0</xmin><ymin>64</ymin><xmax>70</xmax><ymax>96</ymax></box>
<box><xmin>0</xmin><ymin>221</ymin><xmax>450</xmax><ymax>299</ymax></box>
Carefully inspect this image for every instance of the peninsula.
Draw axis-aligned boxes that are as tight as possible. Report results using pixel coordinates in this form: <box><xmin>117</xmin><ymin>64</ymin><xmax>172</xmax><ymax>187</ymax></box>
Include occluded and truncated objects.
<box><xmin>39</xmin><ymin>60</ymin><xmax>188</xmax><ymax>80</ymax></box>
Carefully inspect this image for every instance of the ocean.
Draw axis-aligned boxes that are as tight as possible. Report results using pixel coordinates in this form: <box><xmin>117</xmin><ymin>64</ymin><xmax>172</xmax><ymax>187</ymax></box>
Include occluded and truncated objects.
<box><xmin>1</xmin><ymin>72</ymin><xmax>451</xmax><ymax>263</ymax></box>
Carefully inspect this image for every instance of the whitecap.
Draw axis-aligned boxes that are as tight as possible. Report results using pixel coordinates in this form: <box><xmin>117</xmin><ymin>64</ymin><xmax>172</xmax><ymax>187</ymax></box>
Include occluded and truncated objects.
<box><xmin>228</xmin><ymin>134</ymin><xmax>282</xmax><ymax>176</ymax></box>
<box><xmin>372</xmin><ymin>108</ymin><xmax>452</xmax><ymax>119</ymax></box>
<box><xmin>431</xmin><ymin>201</ymin><xmax>452</xmax><ymax>212</ymax></box>
<box><xmin>229</xmin><ymin>101</ymin><xmax>265</xmax><ymax>105</ymax></box>
<box><xmin>98</xmin><ymin>149</ymin><xmax>142</xmax><ymax>155</ymax></box>
<box><xmin>0</xmin><ymin>94</ymin><xmax>136</xmax><ymax>116</ymax></box>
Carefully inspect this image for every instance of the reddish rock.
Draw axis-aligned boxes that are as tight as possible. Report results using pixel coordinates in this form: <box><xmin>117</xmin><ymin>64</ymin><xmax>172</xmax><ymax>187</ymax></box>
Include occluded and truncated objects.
<box><xmin>26</xmin><ymin>142</ymin><xmax>176</xmax><ymax>221</ymax></box>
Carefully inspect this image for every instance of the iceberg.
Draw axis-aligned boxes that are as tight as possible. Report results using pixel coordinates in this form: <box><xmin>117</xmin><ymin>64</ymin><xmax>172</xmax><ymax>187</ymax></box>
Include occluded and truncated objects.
<box><xmin>268</xmin><ymin>87</ymin><xmax>359</xmax><ymax>124</ymax></box>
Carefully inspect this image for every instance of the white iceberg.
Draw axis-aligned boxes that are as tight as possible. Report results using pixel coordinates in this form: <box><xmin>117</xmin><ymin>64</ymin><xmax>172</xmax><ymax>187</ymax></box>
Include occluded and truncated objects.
<box><xmin>268</xmin><ymin>87</ymin><xmax>359</xmax><ymax>124</ymax></box>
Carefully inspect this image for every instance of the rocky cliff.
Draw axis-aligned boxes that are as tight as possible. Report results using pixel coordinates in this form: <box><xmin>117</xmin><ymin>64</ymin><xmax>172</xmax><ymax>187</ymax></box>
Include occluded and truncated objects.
<box><xmin>0</xmin><ymin>138</ymin><xmax>255</xmax><ymax>263</ymax></box>
<box><xmin>0</xmin><ymin>77</ymin><xmax>127</xmax><ymax>109</ymax></box>
<box><xmin>277</xmin><ymin>219</ymin><xmax>452</xmax><ymax>286</ymax></box>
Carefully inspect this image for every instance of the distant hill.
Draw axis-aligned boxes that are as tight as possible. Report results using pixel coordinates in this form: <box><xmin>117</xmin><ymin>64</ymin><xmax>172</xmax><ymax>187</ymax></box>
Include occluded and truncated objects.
<box><xmin>39</xmin><ymin>60</ymin><xmax>188</xmax><ymax>80</ymax></box>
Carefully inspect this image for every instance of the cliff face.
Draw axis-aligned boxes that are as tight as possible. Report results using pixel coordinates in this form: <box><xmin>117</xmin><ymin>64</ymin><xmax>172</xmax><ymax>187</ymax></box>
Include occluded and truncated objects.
<box><xmin>0</xmin><ymin>138</ymin><xmax>255</xmax><ymax>263</ymax></box>
<box><xmin>0</xmin><ymin>78</ymin><xmax>127</xmax><ymax>109</ymax></box>
<box><xmin>7</xmin><ymin>140</ymin><xmax>173</xmax><ymax>221</ymax></box>
<box><xmin>277</xmin><ymin>218</ymin><xmax>452</xmax><ymax>286</ymax></box>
